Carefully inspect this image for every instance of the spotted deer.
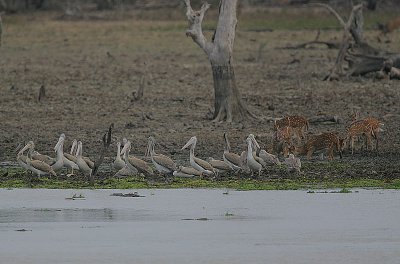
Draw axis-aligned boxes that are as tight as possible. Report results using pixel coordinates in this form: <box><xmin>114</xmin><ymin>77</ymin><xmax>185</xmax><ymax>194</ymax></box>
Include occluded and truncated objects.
<box><xmin>378</xmin><ymin>17</ymin><xmax>400</xmax><ymax>34</ymax></box>
<box><xmin>293</xmin><ymin>132</ymin><xmax>344</xmax><ymax>160</ymax></box>
<box><xmin>274</xmin><ymin>115</ymin><xmax>309</xmax><ymax>142</ymax></box>
<box><xmin>346</xmin><ymin>117</ymin><xmax>384</xmax><ymax>154</ymax></box>
<box><xmin>273</xmin><ymin>126</ymin><xmax>292</xmax><ymax>157</ymax></box>
<box><xmin>349</xmin><ymin>110</ymin><xmax>361</xmax><ymax>124</ymax></box>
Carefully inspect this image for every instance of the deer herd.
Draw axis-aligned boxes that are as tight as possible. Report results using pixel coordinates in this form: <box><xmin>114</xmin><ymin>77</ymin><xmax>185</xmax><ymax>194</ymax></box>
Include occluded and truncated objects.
<box><xmin>273</xmin><ymin>111</ymin><xmax>384</xmax><ymax>161</ymax></box>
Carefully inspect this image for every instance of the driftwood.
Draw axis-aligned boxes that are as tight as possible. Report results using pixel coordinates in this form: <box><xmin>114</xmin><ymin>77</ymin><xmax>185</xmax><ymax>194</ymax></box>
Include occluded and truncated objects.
<box><xmin>92</xmin><ymin>123</ymin><xmax>113</xmax><ymax>182</ymax></box>
<box><xmin>346</xmin><ymin>53</ymin><xmax>400</xmax><ymax>76</ymax></box>
<box><xmin>313</xmin><ymin>3</ymin><xmax>400</xmax><ymax>80</ymax></box>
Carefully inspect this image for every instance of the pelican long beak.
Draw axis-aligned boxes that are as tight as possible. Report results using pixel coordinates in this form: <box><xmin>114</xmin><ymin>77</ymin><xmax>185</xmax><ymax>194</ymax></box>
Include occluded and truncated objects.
<box><xmin>70</xmin><ymin>140</ymin><xmax>77</xmax><ymax>155</ymax></box>
<box><xmin>145</xmin><ymin>140</ymin><xmax>152</xmax><ymax>157</ymax></box>
<box><xmin>75</xmin><ymin>141</ymin><xmax>82</xmax><ymax>157</ymax></box>
<box><xmin>181</xmin><ymin>136</ymin><xmax>195</xmax><ymax>150</ymax></box>
<box><xmin>249</xmin><ymin>134</ymin><xmax>260</xmax><ymax>150</ymax></box>
<box><xmin>54</xmin><ymin>137</ymin><xmax>63</xmax><ymax>152</ymax></box>
<box><xmin>18</xmin><ymin>142</ymin><xmax>32</xmax><ymax>156</ymax></box>
<box><xmin>120</xmin><ymin>141</ymin><xmax>130</xmax><ymax>156</ymax></box>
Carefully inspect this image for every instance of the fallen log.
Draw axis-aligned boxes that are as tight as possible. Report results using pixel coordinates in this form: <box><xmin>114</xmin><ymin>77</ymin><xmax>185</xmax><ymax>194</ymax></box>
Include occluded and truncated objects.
<box><xmin>311</xmin><ymin>3</ymin><xmax>400</xmax><ymax>80</ymax></box>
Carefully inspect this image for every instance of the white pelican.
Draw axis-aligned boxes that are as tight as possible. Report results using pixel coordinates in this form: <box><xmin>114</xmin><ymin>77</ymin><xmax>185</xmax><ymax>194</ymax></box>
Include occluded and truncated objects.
<box><xmin>56</xmin><ymin>134</ymin><xmax>79</xmax><ymax>177</ymax></box>
<box><xmin>113</xmin><ymin>142</ymin><xmax>125</xmax><ymax>171</ymax></box>
<box><xmin>146</xmin><ymin>136</ymin><xmax>177</xmax><ymax>175</ymax></box>
<box><xmin>222</xmin><ymin>133</ymin><xmax>242</xmax><ymax>171</ymax></box>
<box><xmin>247</xmin><ymin>134</ymin><xmax>267</xmax><ymax>167</ymax></box>
<box><xmin>51</xmin><ymin>134</ymin><xmax>65</xmax><ymax>171</ymax></box>
<box><xmin>284</xmin><ymin>154</ymin><xmax>301</xmax><ymax>172</ymax></box>
<box><xmin>239</xmin><ymin>150</ymin><xmax>250</xmax><ymax>173</ymax></box>
<box><xmin>173</xmin><ymin>166</ymin><xmax>203</xmax><ymax>178</ymax></box>
<box><xmin>120</xmin><ymin>140</ymin><xmax>153</xmax><ymax>176</ymax></box>
<box><xmin>246</xmin><ymin>137</ymin><xmax>262</xmax><ymax>176</ymax></box>
<box><xmin>248</xmin><ymin>135</ymin><xmax>281</xmax><ymax>166</ymax></box>
<box><xmin>181</xmin><ymin>136</ymin><xmax>214</xmax><ymax>176</ymax></box>
<box><xmin>17</xmin><ymin>141</ymin><xmax>57</xmax><ymax>178</ymax></box>
<box><xmin>17</xmin><ymin>141</ymin><xmax>35</xmax><ymax>171</ymax></box>
<box><xmin>64</xmin><ymin>139</ymin><xmax>94</xmax><ymax>169</ymax></box>
<box><xmin>75</xmin><ymin>141</ymin><xmax>92</xmax><ymax>178</ymax></box>
<box><xmin>114</xmin><ymin>164</ymin><xmax>138</xmax><ymax>178</ymax></box>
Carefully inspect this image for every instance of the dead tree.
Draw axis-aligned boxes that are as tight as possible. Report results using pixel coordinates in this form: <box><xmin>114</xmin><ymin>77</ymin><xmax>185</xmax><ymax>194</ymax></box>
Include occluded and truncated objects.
<box><xmin>314</xmin><ymin>3</ymin><xmax>400</xmax><ymax>80</ymax></box>
<box><xmin>38</xmin><ymin>84</ymin><xmax>45</xmax><ymax>102</ymax></box>
<box><xmin>132</xmin><ymin>73</ymin><xmax>145</xmax><ymax>101</ymax></box>
<box><xmin>183</xmin><ymin>0</ymin><xmax>255</xmax><ymax>122</ymax></box>
<box><xmin>0</xmin><ymin>13</ymin><xmax>2</xmax><ymax>47</ymax></box>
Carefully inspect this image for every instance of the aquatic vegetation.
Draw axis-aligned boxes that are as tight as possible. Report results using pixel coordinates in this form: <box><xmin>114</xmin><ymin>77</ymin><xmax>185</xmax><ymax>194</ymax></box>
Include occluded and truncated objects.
<box><xmin>1</xmin><ymin>168</ymin><xmax>399</xmax><ymax>190</ymax></box>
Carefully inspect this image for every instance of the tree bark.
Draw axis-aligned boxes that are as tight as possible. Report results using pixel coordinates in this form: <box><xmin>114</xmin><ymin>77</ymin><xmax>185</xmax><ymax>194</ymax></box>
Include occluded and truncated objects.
<box><xmin>0</xmin><ymin>13</ymin><xmax>2</xmax><ymax>47</ymax></box>
<box><xmin>183</xmin><ymin>0</ymin><xmax>254</xmax><ymax>122</ymax></box>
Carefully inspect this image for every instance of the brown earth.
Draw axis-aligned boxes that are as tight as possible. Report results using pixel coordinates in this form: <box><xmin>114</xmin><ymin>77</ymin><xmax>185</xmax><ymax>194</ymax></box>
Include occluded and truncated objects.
<box><xmin>0</xmin><ymin>11</ymin><xmax>399</xmax><ymax>179</ymax></box>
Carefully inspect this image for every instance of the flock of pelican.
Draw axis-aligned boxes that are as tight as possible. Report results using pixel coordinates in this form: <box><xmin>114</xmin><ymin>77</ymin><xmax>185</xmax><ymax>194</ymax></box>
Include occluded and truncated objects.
<box><xmin>16</xmin><ymin>132</ymin><xmax>300</xmax><ymax>180</ymax></box>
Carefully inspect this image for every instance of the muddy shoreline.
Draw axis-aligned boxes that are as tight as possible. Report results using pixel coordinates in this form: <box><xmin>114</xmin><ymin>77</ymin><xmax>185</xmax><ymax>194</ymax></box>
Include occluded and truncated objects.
<box><xmin>1</xmin><ymin>14</ymin><xmax>399</xmax><ymax>185</ymax></box>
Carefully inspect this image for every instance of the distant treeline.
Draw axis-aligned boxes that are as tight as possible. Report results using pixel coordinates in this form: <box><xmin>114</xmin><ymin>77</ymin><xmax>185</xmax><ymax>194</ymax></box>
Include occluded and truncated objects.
<box><xmin>0</xmin><ymin>0</ymin><xmax>396</xmax><ymax>13</ymax></box>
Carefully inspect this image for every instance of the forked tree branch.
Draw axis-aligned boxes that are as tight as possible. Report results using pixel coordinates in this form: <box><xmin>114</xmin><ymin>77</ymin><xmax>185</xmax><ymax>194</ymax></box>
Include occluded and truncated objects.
<box><xmin>312</xmin><ymin>3</ymin><xmax>364</xmax><ymax>80</ymax></box>
<box><xmin>309</xmin><ymin>3</ymin><xmax>346</xmax><ymax>29</ymax></box>
<box><xmin>183</xmin><ymin>0</ymin><xmax>213</xmax><ymax>55</ymax></box>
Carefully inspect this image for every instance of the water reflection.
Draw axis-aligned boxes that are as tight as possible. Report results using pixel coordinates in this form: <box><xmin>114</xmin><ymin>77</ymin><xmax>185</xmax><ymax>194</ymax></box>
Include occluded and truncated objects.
<box><xmin>0</xmin><ymin>208</ymin><xmax>152</xmax><ymax>223</ymax></box>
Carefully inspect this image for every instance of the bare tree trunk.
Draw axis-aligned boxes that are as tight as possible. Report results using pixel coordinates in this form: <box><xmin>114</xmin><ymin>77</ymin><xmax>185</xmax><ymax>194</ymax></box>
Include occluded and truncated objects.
<box><xmin>0</xmin><ymin>13</ymin><xmax>2</xmax><ymax>47</ymax></box>
<box><xmin>183</xmin><ymin>0</ymin><xmax>254</xmax><ymax>122</ymax></box>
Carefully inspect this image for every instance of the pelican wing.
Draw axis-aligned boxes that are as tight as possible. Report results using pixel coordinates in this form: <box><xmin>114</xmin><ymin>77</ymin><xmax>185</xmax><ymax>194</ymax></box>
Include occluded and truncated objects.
<box><xmin>153</xmin><ymin>154</ymin><xmax>177</xmax><ymax>171</ymax></box>
<box><xmin>30</xmin><ymin>160</ymin><xmax>56</xmax><ymax>176</ymax></box>
<box><xmin>193</xmin><ymin>157</ymin><xmax>214</xmax><ymax>172</ymax></box>
<box><xmin>179</xmin><ymin>166</ymin><xmax>203</xmax><ymax>176</ymax></box>
<box><xmin>64</xmin><ymin>153</ymin><xmax>77</xmax><ymax>163</ymax></box>
<box><xmin>259</xmin><ymin>150</ymin><xmax>280</xmax><ymax>165</ymax></box>
<box><xmin>32</xmin><ymin>154</ymin><xmax>55</xmax><ymax>165</ymax></box>
<box><xmin>83</xmin><ymin>157</ymin><xmax>95</xmax><ymax>169</ymax></box>
<box><xmin>127</xmin><ymin>156</ymin><xmax>153</xmax><ymax>175</ymax></box>
<box><xmin>209</xmin><ymin>159</ymin><xmax>230</xmax><ymax>171</ymax></box>
<box><xmin>223</xmin><ymin>152</ymin><xmax>241</xmax><ymax>167</ymax></box>
<box><xmin>114</xmin><ymin>165</ymin><xmax>137</xmax><ymax>178</ymax></box>
<box><xmin>253</xmin><ymin>152</ymin><xmax>266</xmax><ymax>167</ymax></box>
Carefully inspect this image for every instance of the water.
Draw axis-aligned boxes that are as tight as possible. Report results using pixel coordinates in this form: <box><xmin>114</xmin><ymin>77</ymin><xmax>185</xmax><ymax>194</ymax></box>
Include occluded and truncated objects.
<box><xmin>0</xmin><ymin>188</ymin><xmax>399</xmax><ymax>264</ymax></box>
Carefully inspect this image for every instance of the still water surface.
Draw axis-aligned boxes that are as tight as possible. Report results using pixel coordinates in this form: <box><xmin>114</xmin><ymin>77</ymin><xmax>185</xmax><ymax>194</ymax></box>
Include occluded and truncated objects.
<box><xmin>0</xmin><ymin>188</ymin><xmax>399</xmax><ymax>264</ymax></box>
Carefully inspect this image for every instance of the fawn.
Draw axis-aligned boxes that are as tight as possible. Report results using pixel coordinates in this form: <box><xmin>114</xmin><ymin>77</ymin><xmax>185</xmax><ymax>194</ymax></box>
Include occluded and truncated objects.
<box><xmin>292</xmin><ymin>132</ymin><xmax>344</xmax><ymax>160</ymax></box>
<box><xmin>346</xmin><ymin>117</ymin><xmax>384</xmax><ymax>154</ymax></box>
<box><xmin>274</xmin><ymin>115</ymin><xmax>309</xmax><ymax>142</ymax></box>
